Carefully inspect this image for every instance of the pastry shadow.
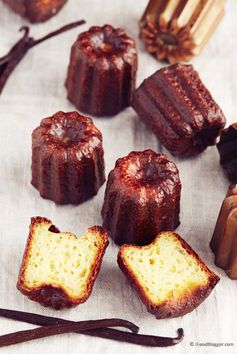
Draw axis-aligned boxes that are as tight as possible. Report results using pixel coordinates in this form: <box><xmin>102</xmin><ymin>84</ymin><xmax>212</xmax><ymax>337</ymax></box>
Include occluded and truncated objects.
<box><xmin>132</xmin><ymin>113</ymin><xmax>162</xmax><ymax>153</ymax></box>
<box><xmin>94</xmin><ymin>249</ymin><xmax>149</xmax><ymax>321</ymax></box>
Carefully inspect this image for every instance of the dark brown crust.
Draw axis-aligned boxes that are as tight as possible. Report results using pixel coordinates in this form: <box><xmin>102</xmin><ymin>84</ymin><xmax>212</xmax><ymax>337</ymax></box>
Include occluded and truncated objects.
<box><xmin>118</xmin><ymin>232</ymin><xmax>219</xmax><ymax>319</ymax></box>
<box><xmin>65</xmin><ymin>24</ymin><xmax>138</xmax><ymax>117</ymax></box>
<box><xmin>3</xmin><ymin>0</ymin><xmax>67</xmax><ymax>23</ymax></box>
<box><xmin>102</xmin><ymin>150</ymin><xmax>181</xmax><ymax>246</ymax></box>
<box><xmin>17</xmin><ymin>217</ymin><xmax>109</xmax><ymax>310</ymax></box>
<box><xmin>217</xmin><ymin>123</ymin><xmax>237</xmax><ymax>182</ymax></box>
<box><xmin>31</xmin><ymin>111</ymin><xmax>105</xmax><ymax>205</ymax></box>
<box><xmin>131</xmin><ymin>64</ymin><xmax>226</xmax><ymax>157</ymax></box>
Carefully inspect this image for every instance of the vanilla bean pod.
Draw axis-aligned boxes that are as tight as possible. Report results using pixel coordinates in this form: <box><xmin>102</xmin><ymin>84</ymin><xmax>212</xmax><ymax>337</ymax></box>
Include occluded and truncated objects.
<box><xmin>86</xmin><ymin>327</ymin><xmax>184</xmax><ymax>347</ymax></box>
<box><xmin>0</xmin><ymin>308</ymin><xmax>138</xmax><ymax>334</ymax></box>
<box><xmin>0</xmin><ymin>318</ymin><xmax>138</xmax><ymax>348</ymax></box>
<box><xmin>0</xmin><ymin>308</ymin><xmax>184</xmax><ymax>347</ymax></box>
<box><xmin>0</xmin><ymin>19</ymin><xmax>85</xmax><ymax>94</ymax></box>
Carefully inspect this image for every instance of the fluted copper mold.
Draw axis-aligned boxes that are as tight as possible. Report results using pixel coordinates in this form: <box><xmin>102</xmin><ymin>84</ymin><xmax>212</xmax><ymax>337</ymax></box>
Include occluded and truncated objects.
<box><xmin>140</xmin><ymin>0</ymin><xmax>226</xmax><ymax>63</ymax></box>
<box><xmin>101</xmin><ymin>150</ymin><xmax>181</xmax><ymax>246</ymax></box>
<box><xmin>3</xmin><ymin>0</ymin><xmax>67</xmax><ymax>23</ymax></box>
<box><xmin>65</xmin><ymin>24</ymin><xmax>138</xmax><ymax>117</ymax></box>
<box><xmin>217</xmin><ymin>123</ymin><xmax>237</xmax><ymax>183</ymax></box>
<box><xmin>131</xmin><ymin>63</ymin><xmax>226</xmax><ymax>157</ymax></box>
<box><xmin>31</xmin><ymin>111</ymin><xmax>105</xmax><ymax>205</ymax></box>
<box><xmin>210</xmin><ymin>185</ymin><xmax>237</xmax><ymax>279</ymax></box>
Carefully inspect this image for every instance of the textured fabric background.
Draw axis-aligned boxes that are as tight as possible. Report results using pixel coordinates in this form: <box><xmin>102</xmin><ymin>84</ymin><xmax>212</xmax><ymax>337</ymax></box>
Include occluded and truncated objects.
<box><xmin>0</xmin><ymin>0</ymin><xmax>236</xmax><ymax>353</ymax></box>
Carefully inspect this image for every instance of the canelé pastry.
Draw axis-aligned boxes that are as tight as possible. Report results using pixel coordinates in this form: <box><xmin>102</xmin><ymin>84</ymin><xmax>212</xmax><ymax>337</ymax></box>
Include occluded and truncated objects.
<box><xmin>31</xmin><ymin>111</ymin><xmax>105</xmax><ymax>204</ymax></box>
<box><xmin>217</xmin><ymin>123</ymin><xmax>237</xmax><ymax>182</ymax></box>
<box><xmin>118</xmin><ymin>231</ymin><xmax>220</xmax><ymax>319</ymax></box>
<box><xmin>131</xmin><ymin>64</ymin><xmax>226</xmax><ymax>157</ymax></box>
<box><xmin>3</xmin><ymin>0</ymin><xmax>67</xmax><ymax>23</ymax></box>
<box><xmin>101</xmin><ymin>150</ymin><xmax>181</xmax><ymax>246</ymax></box>
<box><xmin>140</xmin><ymin>0</ymin><xmax>226</xmax><ymax>63</ymax></box>
<box><xmin>226</xmin><ymin>183</ymin><xmax>237</xmax><ymax>197</ymax></box>
<box><xmin>65</xmin><ymin>24</ymin><xmax>138</xmax><ymax>117</ymax></box>
<box><xmin>17</xmin><ymin>217</ymin><xmax>109</xmax><ymax>309</ymax></box>
<box><xmin>210</xmin><ymin>184</ymin><xmax>237</xmax><ymax>279</ymax></box>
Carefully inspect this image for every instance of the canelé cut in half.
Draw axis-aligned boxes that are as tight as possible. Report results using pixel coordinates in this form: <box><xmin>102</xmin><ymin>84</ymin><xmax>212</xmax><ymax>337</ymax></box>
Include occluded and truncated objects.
<box><xmin>17</xmin><ymin>217</ymin><xmax>109</xmax><ymax>309</ymax></box>
<box><xmin>65</xmin><ymin>24</ymin><xmax>138</xmax><ymax>116</ymax></box>
<box><xmin>102</xmin><ymin>150</ymin><xmax>181</xmax><ymax>246</ymax></box>
<box><xmin>32</xmin><ymin>111</ymin><xmax>105</xmax><ymax>204</ymax></box>
<box><xmin>131</xmin><ymin>63</ymin><xmax>226</xmax><ymax>157</ymax></box>
<box><xmin>118</xmin><ymin>232</ymin><xmax>219</xmax><ymax>319</ymax></box>
<box><xmin>3</xmin><ymin>0</ymin><xmax>67</xmax><ymax>22</ymax></box>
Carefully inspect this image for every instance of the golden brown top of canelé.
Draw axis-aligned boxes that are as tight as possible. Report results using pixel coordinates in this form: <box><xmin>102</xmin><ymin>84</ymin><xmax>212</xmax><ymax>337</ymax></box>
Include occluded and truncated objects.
<box><xmin>109</xmin><ymin>150</ymin><xmax>181</xmax><ymax>203</ymax></box>
<box><xmin>75</xmin><ymin>24</ymin><xmax>137</xmax><ymax>65</ymax></box>
<box><xmin>32</xmin><ymin>111</ymin><xmax>103</xmax><ymax>160</ymax></box>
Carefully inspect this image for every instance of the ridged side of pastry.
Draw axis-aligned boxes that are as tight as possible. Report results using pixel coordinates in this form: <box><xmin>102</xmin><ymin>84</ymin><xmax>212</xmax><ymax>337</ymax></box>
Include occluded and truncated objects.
<box><xmin>17</xmin><ymin>217</ymin><xmax>109</xmax><ymax>309</ymax></box>
<box><xmin>132</xmin><ymin>64</ymin><xmax>226</xmax><ymax>157</ymax></box>
<box><xmin>102</xmin><ymin>176</ymin><xmax>180</xmax><ymax>246</ymax></box>
<box><xmin>31</xmin><ymin>111</ymin><xmax>105</xmax><ymax>205</ymax></box>
<box><xmin>102</xmin><ymin>150</ymin><xmax>181</xmax><ymax>246</ymax></box>
<box><xmin>118</xmin><ymin>232</ymin><xmax>219</xmax><ymax>319</ymax></box>
<box><xmin>31</xmin><ymin>141</ymin><xmax>105</xmax><ymax>205</ymax></box>
<box><xmin>3</xmin><ymin>0</ymin><xmax>67</xmax><ymax>22</ymax></box>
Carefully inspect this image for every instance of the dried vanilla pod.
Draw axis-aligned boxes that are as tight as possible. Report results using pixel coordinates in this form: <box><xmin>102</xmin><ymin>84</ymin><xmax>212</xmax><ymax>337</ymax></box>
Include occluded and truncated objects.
<box><xmin>0</xmin><ymin>308</ymin><xmax>184</xmax><ymax>347</ymax></box>
<box><xmin>140</xmin><ymin>0</ymin><xmax>226</xmax><ymax>63</ymax></box>
<box><xmin>0</xmin><ymin>20</ymin><xmax>86</xmax><ymax>95</ymax></box>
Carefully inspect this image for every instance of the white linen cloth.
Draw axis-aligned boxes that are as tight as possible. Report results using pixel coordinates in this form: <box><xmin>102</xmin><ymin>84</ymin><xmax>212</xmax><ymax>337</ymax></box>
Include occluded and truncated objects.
<box><xmin>0</xmin><ymin>0</ymin><xmax>236</xmax><ymax>353</ymax></box>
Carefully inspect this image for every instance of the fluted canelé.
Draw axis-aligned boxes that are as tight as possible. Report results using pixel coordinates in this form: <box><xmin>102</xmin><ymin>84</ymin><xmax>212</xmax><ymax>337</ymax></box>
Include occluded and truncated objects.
<box><xmin>140</xmin><ymin>0</ymin><xmax>226</xmax><ymax>63</ymax></box>
<box><xmin>65</xmin><ymin>24</ymin><xmax>138</xmax><ymax>117</ymax></box>
<box><xmin>31</xmin><ymin>111</ymin><xmax>105</xmax><ymax>204</ymax></box>
<box><xmin>102</xmin><ymin>150</ymin><xmax>181</xmax><ymax>246</ymax></box>
<box><xmin>132</xmin><ymin>64</ymin><xmax>226</xmax><ymax>157</ymax></box>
